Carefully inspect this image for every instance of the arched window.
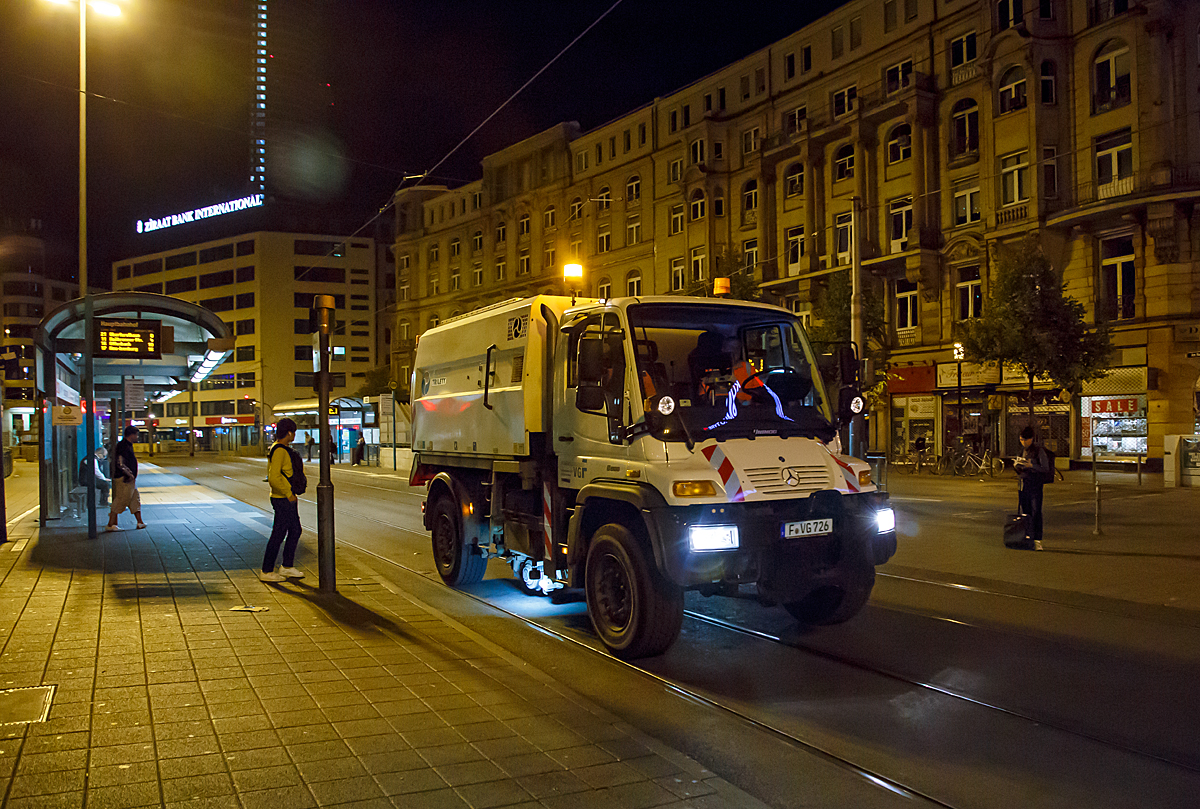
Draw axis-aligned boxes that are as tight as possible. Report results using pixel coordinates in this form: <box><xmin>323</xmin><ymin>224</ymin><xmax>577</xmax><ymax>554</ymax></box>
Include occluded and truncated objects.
<box><xmin>887</xmin><ymin>125</ymin><xmax>912</xmax><ymax>165</ymax></box>
<box><xmin>399</xmin><ymin>320</ymin><xmax>410</xmax><ymax>341</ymax></box>
<box><xmin>471</xmin><ymin>230</ymin><xmax>483</xmax><ymax>253</ymax></box>
<box><xmin>1040</xmin><ymin>60</ymin><xmax>1057</xmax><ymax>104</ymax></box>
<box><xmin>518</xmin><ymin>214</ymin><xmax>531</xmax><ymax>236</ymax></box>
<box><xmin>951</xmin><ymin>99</ymin><xmax>979</xmax><ymax>155</ymax></box>
<box><xmin>597</xmin><ymin>187</ymin><xmax>612</xmax><ymax>212</ymax></box>
<box><xmin>998</xmin><ymin>66</ymin><xmax>1027</xmax><ymax>113</ymax></box>
<box><xmin>544</xmin><ymin>206</ymin><xmax>556</xmax><ymax>228</ymax></box>
<box><xmin>449</xmin><ymin>238</ymin><xmax>461</xmax><ymax>258</ymax></box>
<box><xmin>785</xmin><ymin>163</ymin><xmax>804</xmax><ymax>197</ymax></box>
<box><xmin>495</xmin><ymin>221</ymin><xmax>506</xmax><ymax>243</ymax></box>
<box><xmin>450</xmin><ymin>310</ymin><xmax>462</xmax><ymax>320</ymax></box>
<box><xmin>626</xmin><ymin>175</ymin><xmax>641</xmax><ymax>203</ymax></box>
<box><xmin>429</xmin><ymin>243</ymin><xmax>440</xmax><ymax>263</ymax></box>
<box><xmin>428</xmin><ymin>313</ymin><xmax>440</xmax><ymax>329</ymax></box>
<box><xmin>690</xmin><ymin>189</ymin><xmax>706</xmax><ymax>220</ymax></box>
<box><xmin>1094</xmin><ymin>40</ymin><xmax>1131</xmax><ymax>112</ymax></box>
<box><xmin>597</xmin><ymin>277</ymin><xmax>612</xmax><ymax>299</ymax></box>
<box><xmin>626</xmin><ymin>270</ymin><xmax>642</xmax><ymax>297</ymax></box>
<box><xmin>569</xmin><ymin>197</ymin><xmax>584</xmax><ymax>221</ymax></box>
<box><xmin>742</xmin><ymin>179</ymin><xmax>759</xmax><ymax>211</ymax></box>
<box><xmin>834</xmin><ymin>144</ymin><xmax>855</xmax><ymax>180</ymax></box>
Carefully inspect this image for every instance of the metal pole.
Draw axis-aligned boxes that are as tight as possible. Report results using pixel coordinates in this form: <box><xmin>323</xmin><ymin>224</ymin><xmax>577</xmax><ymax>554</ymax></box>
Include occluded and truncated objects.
<box><xmin>849</xmin><ymin>196</ymin><xmax>864</xmax><ymax>458</ymax></box>
<box><xmin>957</xmin><ymin>361</ymin><xmax>963</xmax><ymax>445</ymax></box>
<box><xmin>1092</xmin><ymin>440</ymin><xmax>1102</xmax><ymax>535</ymax></box>
<box><xmin>188</xmin><ymin>381</ymin><xmax>194</xmax><ymax>456</ymax></box>
<box><xmin>391</xmin><ymin>388</ymin><xmax>397</xmax><ymax>472</ymax></box>
<box><xmin>83</xmin><ymin>295</ymin><xmax>97</xmax><ymax>538</ymax></box>
<box><xmin>79</xmin><ymin>0</ymin><xmax>87</xmax><ymax>297</ymax></box>
<box><xmin>315</xmin><ymin>297</ymin><xmax>336</xmax><ymax>593</ymax></box>
<box><xmin>1137</xmin><ymin>452</ymin><xmax>1142</xmax><ymax>485</ymax></box>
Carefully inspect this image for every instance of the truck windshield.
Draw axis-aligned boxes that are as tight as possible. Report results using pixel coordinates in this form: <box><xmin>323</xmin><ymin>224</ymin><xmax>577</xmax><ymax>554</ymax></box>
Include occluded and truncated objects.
<box><xmin>626</xmin><ymin>302</ymin><xmax>835</xmax><ymax>443</ymax></box>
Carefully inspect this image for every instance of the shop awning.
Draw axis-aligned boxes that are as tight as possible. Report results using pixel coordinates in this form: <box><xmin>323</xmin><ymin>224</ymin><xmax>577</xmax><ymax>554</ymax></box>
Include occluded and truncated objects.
<box><xmin>272</xmin><ymin>396</ymin><xmax>366</xmax><ymax>416</ymax></box>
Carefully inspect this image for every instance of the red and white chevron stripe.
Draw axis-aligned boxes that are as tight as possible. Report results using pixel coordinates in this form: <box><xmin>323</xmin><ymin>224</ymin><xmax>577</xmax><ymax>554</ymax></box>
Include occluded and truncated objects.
<box><xmin>701</xmin><ymin>443</ymin><xmax>746</xmax><ymax>502</ymax></box>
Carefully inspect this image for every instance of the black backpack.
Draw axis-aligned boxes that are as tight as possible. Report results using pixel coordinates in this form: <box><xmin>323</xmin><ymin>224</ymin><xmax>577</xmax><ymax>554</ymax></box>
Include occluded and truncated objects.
<box><xmin>1039</xmin><ymin>447</ymin><xmax>1056</xmax><ymax>484</ymax></box>
<box><xmin>270</xmin><ymin>444</ymin><xmax>308</xmax><ymax>495</ymax></box>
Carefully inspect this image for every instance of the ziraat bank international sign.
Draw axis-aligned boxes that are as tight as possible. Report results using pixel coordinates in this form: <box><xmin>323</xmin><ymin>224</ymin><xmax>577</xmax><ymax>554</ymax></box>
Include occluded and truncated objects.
<box><xmin>136</xmin><ymin>194</ymin><xmax>264</xmax><ymax>234</ymax></box>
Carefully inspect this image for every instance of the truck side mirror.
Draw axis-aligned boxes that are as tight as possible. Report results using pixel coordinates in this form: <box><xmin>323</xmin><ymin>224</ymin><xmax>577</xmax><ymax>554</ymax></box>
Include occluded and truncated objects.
<box><xmin>575</xmin><ymin>385</ymin><xmax>605</xmax><ymax>412</ymax></box>
<box><xmin>577</xmin><ymin>339</ymin><xmax>605</xmax><ymax>384</ymax></box>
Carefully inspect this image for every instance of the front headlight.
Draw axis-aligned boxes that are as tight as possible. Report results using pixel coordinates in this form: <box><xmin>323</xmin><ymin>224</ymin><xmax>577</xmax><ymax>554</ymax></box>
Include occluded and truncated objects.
<box><xmin>689</xmin><ymin>524</ymin><xmax>739</xmax><ymax>552</ymax></box>
<box><xmin>673</xmin><ymin>480</ymin><xmax>717</xmax><ymax>497</ymax></box>
<box><xmin>875</xmin><ymin>507</ymin><xmax>896</xmax><ymax>533</ymax></box>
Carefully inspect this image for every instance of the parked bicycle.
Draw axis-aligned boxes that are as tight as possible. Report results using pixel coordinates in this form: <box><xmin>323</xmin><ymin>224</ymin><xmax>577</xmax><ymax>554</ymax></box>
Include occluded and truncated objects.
<box><xmin>894</xmin><ymin>444</ymin><xmax>934</xmax><ymax>475</ymax></box>
<box><xmin>959</xmin><ymin>446</ymin><xmax>1004</xmax><ymax>477</ymax></box>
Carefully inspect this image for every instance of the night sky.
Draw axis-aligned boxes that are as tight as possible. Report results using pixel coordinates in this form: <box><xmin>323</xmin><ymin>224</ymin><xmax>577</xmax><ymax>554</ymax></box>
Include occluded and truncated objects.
<box><xmin>0</xmin><ymin>0</ymin><xmax>840</xmax><ymax>288</ymax></box>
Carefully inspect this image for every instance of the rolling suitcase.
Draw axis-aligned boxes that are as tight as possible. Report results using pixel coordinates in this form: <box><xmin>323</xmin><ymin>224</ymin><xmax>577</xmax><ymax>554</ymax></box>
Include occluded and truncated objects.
<box><xmin>1003</xmin><ymin>513</ymin><xmax>1030</xmax><ymax>547</ymax></box>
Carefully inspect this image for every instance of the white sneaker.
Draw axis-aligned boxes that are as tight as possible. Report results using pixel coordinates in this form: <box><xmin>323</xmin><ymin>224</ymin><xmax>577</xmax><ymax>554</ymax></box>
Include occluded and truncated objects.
<box><xmin>258</xmin><ymin>570</ymin><xmax>286</xmax><ymax>582</ymax></box>
<box><xmin>278</xmin><ymin>567</ymin><xmax>304</xmax><ymax>579</ymax></box>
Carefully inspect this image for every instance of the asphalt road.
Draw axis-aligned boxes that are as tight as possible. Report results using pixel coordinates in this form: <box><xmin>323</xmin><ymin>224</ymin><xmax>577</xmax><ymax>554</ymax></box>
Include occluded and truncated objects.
<box><xmin>154</xmin><ymin>455</ymin><xmax>1200</xmax><ymax>808</ymax></box>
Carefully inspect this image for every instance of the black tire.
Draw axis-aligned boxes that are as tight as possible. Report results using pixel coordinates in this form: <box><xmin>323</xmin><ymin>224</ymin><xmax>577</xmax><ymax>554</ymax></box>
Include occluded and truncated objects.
<box><xmin>584</xmin><ymin>524</ymin><xmax>683</xmax><ymax>659</ymax></box>
<box><xmin>431</xmin><ymin>491</ymin><xmax>486</xmax><ymax>587</ymax></box>
<box><xmin>784</xmin><ymin>570</ymin><xmax>875</xmax><ymax>626</ymax></box>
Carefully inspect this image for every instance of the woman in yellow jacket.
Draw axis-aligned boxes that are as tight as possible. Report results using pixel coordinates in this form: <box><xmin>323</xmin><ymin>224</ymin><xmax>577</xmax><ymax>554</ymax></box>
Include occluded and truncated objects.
<box><xmin>260</xmin><ymin>418</ymin><xmax>306</xmax><ymax>582</ymax></box>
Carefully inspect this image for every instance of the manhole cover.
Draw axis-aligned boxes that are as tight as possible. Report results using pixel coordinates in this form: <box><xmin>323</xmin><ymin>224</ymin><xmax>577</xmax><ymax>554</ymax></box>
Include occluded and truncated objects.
<box><xmin>0</xmin><ymin>686</ymin><xmax>55</xmax><ymax>725</ymax></box>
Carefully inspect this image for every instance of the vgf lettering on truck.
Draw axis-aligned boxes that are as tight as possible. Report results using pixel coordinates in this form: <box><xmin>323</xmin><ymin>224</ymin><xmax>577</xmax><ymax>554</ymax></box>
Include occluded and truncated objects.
<box><xmin>409</xmin><ymin>295</ymin><xmax>896</xmax><ymax>659</ymax></box>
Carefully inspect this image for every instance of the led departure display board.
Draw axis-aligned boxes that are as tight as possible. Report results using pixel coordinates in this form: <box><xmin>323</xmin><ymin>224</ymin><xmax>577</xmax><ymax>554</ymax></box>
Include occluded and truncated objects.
<box><xmin>94</xmin><ymin>318</ymin><xmax>162</xmax><ymax>360</ymax></box>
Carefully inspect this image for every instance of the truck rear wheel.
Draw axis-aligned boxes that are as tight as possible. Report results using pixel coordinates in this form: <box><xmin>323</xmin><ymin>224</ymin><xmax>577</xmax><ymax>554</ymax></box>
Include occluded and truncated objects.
<box><xmin>783</xmin><ymin>571</ymin><xmax>874</xmax><ymax>626</ymax></box>
<box><xmin>584</xmin><ymin>524</ymin><xmax>683</xmax><ymax>659</ymax></box>
<box><xmin>431</xmin><ymin>491</ymin><xmax>486</xmax><ymax>587</ymax></box>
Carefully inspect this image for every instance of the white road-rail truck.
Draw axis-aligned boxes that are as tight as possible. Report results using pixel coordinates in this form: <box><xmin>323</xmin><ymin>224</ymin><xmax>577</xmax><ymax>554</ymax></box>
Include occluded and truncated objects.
<box><xmin>410</xmin><ymin>295</ymin><xmax>896</xmax><ymax>658</ymax></box>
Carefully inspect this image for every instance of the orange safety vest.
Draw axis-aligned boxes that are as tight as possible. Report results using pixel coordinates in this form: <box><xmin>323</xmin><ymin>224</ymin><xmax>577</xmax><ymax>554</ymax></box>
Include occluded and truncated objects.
<box><xmin>732</xmin><ymin>360</ymin><xmax>765</xmax><ymax>402</ymax></box>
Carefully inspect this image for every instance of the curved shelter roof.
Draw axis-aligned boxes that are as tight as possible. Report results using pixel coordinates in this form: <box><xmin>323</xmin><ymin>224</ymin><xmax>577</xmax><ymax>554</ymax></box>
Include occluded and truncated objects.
<box><xmin>36</xmin><ymin>292</ymin><xmax>233</xmax><ymax>401</ymax></box>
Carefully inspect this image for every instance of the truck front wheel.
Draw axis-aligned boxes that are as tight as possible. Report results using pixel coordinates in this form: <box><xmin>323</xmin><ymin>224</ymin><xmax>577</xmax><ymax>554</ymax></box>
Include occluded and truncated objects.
<box><xmin>783</xmin><ymin>571</ymin><xmax>874</xmax><ymax>626</ymax></box>
<box><xmin>431</xmin><ymin>492</ymin><xmax>487</xmax><ymax>587</ymax></box>
<box><xmin>584</xmin><ymin>524</ymin><xmax>683</xmax><ymax>659</ymax></box>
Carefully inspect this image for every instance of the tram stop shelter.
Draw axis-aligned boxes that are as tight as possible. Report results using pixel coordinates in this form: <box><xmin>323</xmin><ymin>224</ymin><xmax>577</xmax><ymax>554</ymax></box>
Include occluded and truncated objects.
<box><xmin>33</xmin><ymin>292</ymin><xmax>233</xmax><ymax>537</ymax></box>
<box><xmin>271</xmin><ymin>396</ymin><xmax>368</xmax><ymax>461</ymax></box>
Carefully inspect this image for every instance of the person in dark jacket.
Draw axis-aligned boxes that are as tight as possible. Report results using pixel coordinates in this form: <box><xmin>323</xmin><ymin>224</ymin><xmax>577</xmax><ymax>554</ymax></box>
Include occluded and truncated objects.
<box><xmin>1012</xmin><ymin>425</ymin><xmax>1051</xmax><ymax>550</ymax></box>
<box><xmin>106</xmin><ymin>425</ymin><xmax>144</xmax><ymax>531</ymax></box>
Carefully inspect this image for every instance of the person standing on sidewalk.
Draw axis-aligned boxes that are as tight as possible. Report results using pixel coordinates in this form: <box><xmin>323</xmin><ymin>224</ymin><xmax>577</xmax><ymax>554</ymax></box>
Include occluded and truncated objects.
<box><xmin>305</xmin><ymin>432</ymin><xmax>314</xmax><ymax>461</ymax></box>
<box><xmin>1012</xmin><ymin>425</ymin><xmax>1051</xmax><ymax>551</ymax></box>
<box><xmin>106</xmin><ymin>425</ymin><xmax>145</xmax><ymax>531</ymax></box>
<box><xmin>260</xmin><ymin>417</ymin><xmax>306</xmax><ymax>582</ymax></box>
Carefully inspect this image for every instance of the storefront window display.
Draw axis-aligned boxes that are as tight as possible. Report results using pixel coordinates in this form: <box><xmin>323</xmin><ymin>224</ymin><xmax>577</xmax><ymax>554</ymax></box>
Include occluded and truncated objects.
<box><xmin>1081</xmin><ymin>394</ymin><xmax>1147</xmax><ymax>458</ymax></box>
<box><xmin>943</xmin><ymin>394</ymin><xmax>997</xmax><ymax>453</ymax></box>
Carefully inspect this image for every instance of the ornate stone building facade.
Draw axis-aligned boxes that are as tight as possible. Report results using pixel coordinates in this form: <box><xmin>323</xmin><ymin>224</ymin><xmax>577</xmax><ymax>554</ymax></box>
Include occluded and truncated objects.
<box><xmin>392</xmin><ymin>0</ymin><xmax>1200</xmax><ymax>464</ymax></box>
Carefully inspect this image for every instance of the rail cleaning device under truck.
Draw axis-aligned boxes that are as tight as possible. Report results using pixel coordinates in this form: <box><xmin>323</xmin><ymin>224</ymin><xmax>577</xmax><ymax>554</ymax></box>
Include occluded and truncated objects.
<box><xmin>410</xmin><ymin>295</ymin><xmax>896</xmax><ymax>658</ymax></box>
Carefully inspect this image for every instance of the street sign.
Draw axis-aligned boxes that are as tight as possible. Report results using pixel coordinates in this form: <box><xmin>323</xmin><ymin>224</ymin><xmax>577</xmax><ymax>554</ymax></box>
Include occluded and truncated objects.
<box><xmin>94</xmin><ymin>318</ymin><xmax>162</xmax><ymax>359</ymax></box>
<box><xmin>124</xmin><ymin>378</ymin><xmax>145</xmax><ymax>409</ymax></box>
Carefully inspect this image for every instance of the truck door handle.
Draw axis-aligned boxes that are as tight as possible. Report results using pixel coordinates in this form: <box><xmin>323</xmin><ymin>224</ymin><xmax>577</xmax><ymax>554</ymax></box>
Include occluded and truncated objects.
<box><xmin>557</xmin><ymin>436</ymin><xmax>574</xmax><ymax>442</ymax></box>
<box><xmin>483</xmin><ymin>343</ymin><xmax>497</xmax><ymax>410</ymax></box>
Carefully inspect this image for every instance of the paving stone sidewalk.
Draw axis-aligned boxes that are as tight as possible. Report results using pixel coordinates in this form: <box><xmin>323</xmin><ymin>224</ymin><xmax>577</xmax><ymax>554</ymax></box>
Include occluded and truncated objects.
<box><xmin>0</xmin><ymin>466</ymin><xmax>766</xmax><ymax>809</ymax></box>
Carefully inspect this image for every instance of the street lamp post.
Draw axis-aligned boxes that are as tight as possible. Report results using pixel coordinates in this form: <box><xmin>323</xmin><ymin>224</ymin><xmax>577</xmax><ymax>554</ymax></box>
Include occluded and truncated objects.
<box><xmin>564</xmin><ymin>263</ymin><xmax>583</xmax><ymax>305</ymax></box>
<box><xmin>953</xmin><ymin>342</ymin><xmax>965</xmax><ymax>447</ymax></box>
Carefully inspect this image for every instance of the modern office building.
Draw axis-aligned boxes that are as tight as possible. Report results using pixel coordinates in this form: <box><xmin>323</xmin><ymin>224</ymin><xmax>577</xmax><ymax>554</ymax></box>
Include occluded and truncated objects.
<box><xmin>391</xmin><ymin>0</ymin><xmax>1200</xmax><ymax>466</ymax></box>
<box><xmin>112</xmin><ymin>231</ymin><xmax>377</xmax><ymax>451</ymax></box>
<box><xmin>0</xmin><ymin>217</ymin><xmax>79</xmax><ymax>447</ymax></box>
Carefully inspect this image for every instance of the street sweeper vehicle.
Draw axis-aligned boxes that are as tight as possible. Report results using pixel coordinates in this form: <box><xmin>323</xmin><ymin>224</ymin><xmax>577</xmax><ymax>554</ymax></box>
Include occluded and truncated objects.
<box><xmin>410</xmin><ymin>295</ymin><xmax>896</xmax><ymax>658</ymax></box>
